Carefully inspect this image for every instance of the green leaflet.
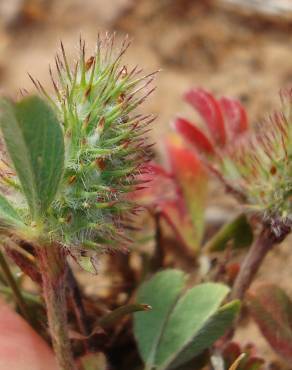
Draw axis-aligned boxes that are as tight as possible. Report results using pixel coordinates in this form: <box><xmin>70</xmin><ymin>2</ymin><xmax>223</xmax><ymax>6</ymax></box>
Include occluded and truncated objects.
<box><xmin>134</xmin><ymin>270</ymin><xmax>240</xmax><ymax>370</ymax></box>
<box><xmin>134</xmin><ymin>270</ymin><xmax>186</xmax><ymax>367</ymax></box>
<box><xmin>0</xmin><ymin>96</ymin><xmax>64</xmax><ymax>220</ymax></box>
<box><xmin>0</xmin><ymin>193</ymin><xmax>24</xmax><ymax>227</ymax></box>
<box><xmin>162</xmin><ymin>301</ymin><xmax>240</xmax><ymax>370</ymax></box>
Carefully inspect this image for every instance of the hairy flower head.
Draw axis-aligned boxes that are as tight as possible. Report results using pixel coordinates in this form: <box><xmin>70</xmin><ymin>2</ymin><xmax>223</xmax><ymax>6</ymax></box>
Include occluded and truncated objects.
<box><xmin>173</xmin><ymin>87</ymin><xmax>292</xmax><ymax>231</ymax></box>
<box><xmin>0</xmin><ymin>34</ymin><xmax>156</xmax><ymax>262</ymax></box>
<box><xmin>222</xmin><ymin>90</ymin><xmax>292</xmax><ymax>225</ymax></box>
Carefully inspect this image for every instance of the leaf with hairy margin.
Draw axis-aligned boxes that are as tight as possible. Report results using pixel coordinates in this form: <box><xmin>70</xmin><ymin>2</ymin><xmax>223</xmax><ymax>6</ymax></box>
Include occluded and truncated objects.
<box><xmin>0</xmin><ymin>96</ymin><xmax>64</xmax><ymax>220</ymax></box>
<box><xmin>0</xmin><ymin>193</ymin><xmax>24</xmax><ymax>227</ymax></box>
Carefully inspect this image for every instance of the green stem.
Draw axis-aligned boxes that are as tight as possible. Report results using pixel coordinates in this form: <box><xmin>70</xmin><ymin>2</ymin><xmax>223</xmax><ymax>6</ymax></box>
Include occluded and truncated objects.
<box><xmin>66</xmin><ymin>266</ymin><xmax>93</xmax><ymax>352</ymax></box>
<box><xmin>0</xmin><ymin>249</ymin><xmax>30</xmax><ymax>321</ymax></box>
<box><xmin>37</xmin><ymin>244</ymin><xmax>77</xmax><ymax>370</ymax></box>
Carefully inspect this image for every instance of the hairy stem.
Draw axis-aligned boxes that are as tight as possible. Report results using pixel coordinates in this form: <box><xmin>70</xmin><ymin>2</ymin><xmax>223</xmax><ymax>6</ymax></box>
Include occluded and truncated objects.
<box><xmin>231</xmin><ymin>223</ymin><xmax>290</xmax><ymax>300</ymax></box>
<box><xmin>231</xmin><ymin>228</ymin><xmax>272</xmax><ymax>300</ymax></box>
<box><xmin>37</xmin><ymin>244</ymin><xmax>77</xmax><ymax>370</ymax></box>
<box><xmin>66</xmin><ymin>266</ymin><xmax>93</xmax><ymax>352</ymax></box>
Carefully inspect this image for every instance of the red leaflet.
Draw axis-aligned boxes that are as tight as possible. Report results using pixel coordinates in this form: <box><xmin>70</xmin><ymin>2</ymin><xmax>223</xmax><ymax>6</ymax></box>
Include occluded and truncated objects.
<box><xmin>166</xmin><ymin>134</ymin><xmax>208</xmax><ymax>248</ymax></box>
<box><xmin>174</xmin><ymin>117</ymin><xmax>215</xmax><ymax>155</ymax></box>
<box><xmin>129</xmin><ymin>160</ymin><xmax>178</xmax><ymax>212</ymax></box>
<box><xmin>184</xmin><ymin>88</ymin><xmax>226</xmax><ymax>146</ymax></box>
<box><xmin>133</xmin><ymin>134</ymin><xmax>208</xmax><ymax>253</ymax></box>
<box><xmin>247</xmin><ymin>284</ymin><xmax>292</xmax><ymax>362</ymax></box>
<box><xmin>160</xmin><ymin>199</ymin><xmax>200</xmax><ymax>254</ymax></box>
<box><xmin>222</xmin><ymin>342</ymin><xmax>264</xmax><ymax>370</ymax></box>
<box><xmin>223</xmin><ymin>342</ymin><xmax>241</xmax><ymax>364</ymax></box>
<box><xmin>167</xmin><ymin>135</ymin><xmax>205</xmax><ymax>184</ymax></box>
<box><xmin>219</xmin><ymin>97</ymin><xmax>248</xmax><ymax>139</ymax></box>
<box><xmin>243</xmin><ymin>357</ymin><xmax>264</xmax><ymax>370</ymax></box>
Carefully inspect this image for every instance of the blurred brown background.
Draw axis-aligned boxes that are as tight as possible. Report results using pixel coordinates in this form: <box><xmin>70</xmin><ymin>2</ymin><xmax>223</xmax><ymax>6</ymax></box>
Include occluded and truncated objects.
<box><xmin>1</xmin><ymin>0</ymin><xmax>292</xmax><ymax>365</ymax></box>
<box><xmin>2</xmin><ymin>0</ymin><xmax>292</xmax><ymax>140</ymax></box>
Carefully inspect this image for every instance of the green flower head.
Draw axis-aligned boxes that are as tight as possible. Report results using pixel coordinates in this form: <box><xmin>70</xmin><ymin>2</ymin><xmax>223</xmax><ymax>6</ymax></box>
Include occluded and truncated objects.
<box><xmin>0</xmin><ymin>34</ymin><xmax>156</xmax><ymax>266</ymax></box>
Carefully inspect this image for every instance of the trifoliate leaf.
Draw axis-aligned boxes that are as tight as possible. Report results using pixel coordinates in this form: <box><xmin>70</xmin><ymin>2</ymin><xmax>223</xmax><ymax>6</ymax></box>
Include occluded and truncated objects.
<box><xmin>134</xmin><ymin>269</ymin><xmax>240</xmax><ymax>370</ymax></box>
